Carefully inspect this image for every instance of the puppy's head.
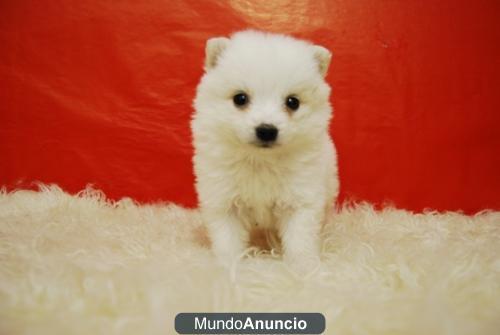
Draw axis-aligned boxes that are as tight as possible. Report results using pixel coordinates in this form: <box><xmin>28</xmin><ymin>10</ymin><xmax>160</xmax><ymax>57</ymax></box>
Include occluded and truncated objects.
<box><xmin>193</xmin><ymin>30</ymin><xmax>333</xmax><ymax>151</ymax></box>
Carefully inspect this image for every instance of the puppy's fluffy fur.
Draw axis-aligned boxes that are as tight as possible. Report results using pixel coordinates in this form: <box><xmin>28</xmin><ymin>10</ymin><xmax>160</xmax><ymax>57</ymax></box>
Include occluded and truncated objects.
<box><xmin>192</xmin><ymin>30</ymin><xmax>338</xmax><ymax>272</ymax></box>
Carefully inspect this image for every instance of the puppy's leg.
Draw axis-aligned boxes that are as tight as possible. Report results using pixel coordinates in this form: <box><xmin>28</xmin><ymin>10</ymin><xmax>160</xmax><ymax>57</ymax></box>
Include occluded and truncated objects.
<box><xmin>207</xmin><ymin>213</ymin><xmax>249</xmax><ymax>267</ymax></box>
<box><xmin>280</xmin><ymin>207</ymin><xmax>322</xmax><ymax>274</ymax></box>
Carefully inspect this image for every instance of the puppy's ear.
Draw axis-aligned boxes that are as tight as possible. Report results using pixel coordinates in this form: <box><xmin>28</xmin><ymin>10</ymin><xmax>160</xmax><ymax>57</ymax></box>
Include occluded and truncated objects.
<box><xmin>312</xmin><ymin>45</ymin><xmax>332</xmax><ymax>77</ymax></box>
<box><xmin>205</xmin><ymin>37</ymin><xmax>229</xmax><ymax>71</ymax></box>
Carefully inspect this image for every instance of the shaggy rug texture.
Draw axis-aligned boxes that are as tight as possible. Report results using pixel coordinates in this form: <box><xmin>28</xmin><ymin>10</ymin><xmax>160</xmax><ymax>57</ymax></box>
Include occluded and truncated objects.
<box><xmin>0</xmin><ymin>185</ymin><xmax>499</xmax><ymax>335</ymax></box>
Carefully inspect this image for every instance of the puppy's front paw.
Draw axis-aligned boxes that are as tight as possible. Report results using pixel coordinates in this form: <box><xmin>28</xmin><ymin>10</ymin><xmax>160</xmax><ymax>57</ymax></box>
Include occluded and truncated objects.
<box><xmin>284</xmin><ymin>252</ymin><xmax>321</xmax><ymax>277</ymax></box>
<box><xmin>214</xmin><ymin>248</ymin><xmax>245</xmax><ymax>269</ymax></box>
<box><xmin>206</xmin><ymin>214</ymin><xmax>249</xmax><ymax>267</ymax></box>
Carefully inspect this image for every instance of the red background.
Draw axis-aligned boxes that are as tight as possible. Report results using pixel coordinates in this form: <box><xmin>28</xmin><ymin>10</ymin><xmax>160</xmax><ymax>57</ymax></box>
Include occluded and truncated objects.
<box><xmin>1</xmin><ymin>1</ymin><xmax>499</xmax><ymax>213</ymax></box>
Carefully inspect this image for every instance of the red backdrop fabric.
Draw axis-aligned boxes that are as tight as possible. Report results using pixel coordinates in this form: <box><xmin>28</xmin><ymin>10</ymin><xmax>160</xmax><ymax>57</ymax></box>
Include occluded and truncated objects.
<box><xmin>1</xmin><ymin>1</ymin><xmax>499</xmax><ymax>213</ymax></box>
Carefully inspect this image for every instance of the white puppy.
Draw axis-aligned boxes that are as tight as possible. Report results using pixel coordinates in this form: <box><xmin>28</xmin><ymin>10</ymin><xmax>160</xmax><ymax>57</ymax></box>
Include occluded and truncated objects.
<box><xmin>192</xmin><ymin>30</ymin><xmax>339</xmax><ymax>272</ymax></box>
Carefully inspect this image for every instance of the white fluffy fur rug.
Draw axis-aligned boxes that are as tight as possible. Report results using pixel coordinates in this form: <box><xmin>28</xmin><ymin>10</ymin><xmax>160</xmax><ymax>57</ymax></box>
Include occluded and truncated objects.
<box><xmin>0</xmin><ymin>185</ymin><xmax>499</xmax><ymax>335</ymax></box>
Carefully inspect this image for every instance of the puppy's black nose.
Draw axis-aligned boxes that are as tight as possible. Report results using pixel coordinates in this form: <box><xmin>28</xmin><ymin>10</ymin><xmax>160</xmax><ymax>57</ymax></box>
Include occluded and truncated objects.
<box><xmin>255</xmin><ymin>124</ymin><xmax>278</xmax><ymax>142</ymax></box>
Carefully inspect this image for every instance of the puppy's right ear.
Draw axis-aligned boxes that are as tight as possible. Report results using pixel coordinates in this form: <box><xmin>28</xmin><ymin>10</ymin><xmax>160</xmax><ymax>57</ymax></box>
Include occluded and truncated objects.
<box><xmin>205</xmin><ymin>37</ymin><xmax>229</xmax><ymax>71</ymax></box>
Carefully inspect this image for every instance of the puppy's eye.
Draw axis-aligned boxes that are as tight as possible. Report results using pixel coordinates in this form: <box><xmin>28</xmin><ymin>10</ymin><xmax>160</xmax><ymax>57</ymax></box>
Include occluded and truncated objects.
<box><xmin>285</xmin><ymin>96</ymin><xmax>300</xmax><ymax>111</ymax></box>
<box><xmin>233</xmin><ymin>93</ymin><xmax>249</xmax><ymax>107</ymax></box>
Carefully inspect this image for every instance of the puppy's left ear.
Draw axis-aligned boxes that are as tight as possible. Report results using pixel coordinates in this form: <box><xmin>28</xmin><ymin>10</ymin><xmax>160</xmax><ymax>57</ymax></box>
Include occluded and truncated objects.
<box><xmin>205</xmin><ymin>37</ymin><xmax>229</xmax><ymax>71</ymax></box>
<box><xmin>312</xmin><ymin>45</ymin><xmax>332</xmax><ymax>77</ymax></box>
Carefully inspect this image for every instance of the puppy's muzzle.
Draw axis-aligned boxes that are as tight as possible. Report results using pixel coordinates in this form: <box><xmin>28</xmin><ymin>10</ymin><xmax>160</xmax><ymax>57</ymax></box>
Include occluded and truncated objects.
<box><xmin>255</xmin><ymin>124</ymin><xmax>278</xmax><ymax>144</ymax></box>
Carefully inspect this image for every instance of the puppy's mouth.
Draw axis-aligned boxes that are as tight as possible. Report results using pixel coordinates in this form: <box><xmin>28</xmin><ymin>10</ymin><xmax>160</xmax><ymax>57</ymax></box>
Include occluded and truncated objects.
<box><xmin>252</xmin><ymin>141</ymin><xmax>279</xmax><ymax>149</ymax></box>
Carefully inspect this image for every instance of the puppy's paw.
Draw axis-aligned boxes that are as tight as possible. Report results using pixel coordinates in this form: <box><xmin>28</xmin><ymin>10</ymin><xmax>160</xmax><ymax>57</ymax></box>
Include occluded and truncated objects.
<box><xmin>213</xmin><ymin>246</ymin><xmax>248</xmax><ymax>282</ymax></box>
<box><xmin>284</xmin><ymin>253</ymin><xmax>321</xmax><ymax>277</ymax></box>
<box><xmin>214</xmin><ymin>251</ymin><xmax>244</xmax><ymax>269</ymax></box>
<box><xmin>212</xmin><ymin>237</ymin><xmax>248</xmax><ymax>270</ymax></box>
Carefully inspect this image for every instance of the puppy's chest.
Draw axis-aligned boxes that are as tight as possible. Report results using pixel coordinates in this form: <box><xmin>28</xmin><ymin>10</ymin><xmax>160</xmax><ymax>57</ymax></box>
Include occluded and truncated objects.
<box><xmin>230</xmin><ymin>163</ymin><xmax>290</xmax><ymax>228</ymax></box>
